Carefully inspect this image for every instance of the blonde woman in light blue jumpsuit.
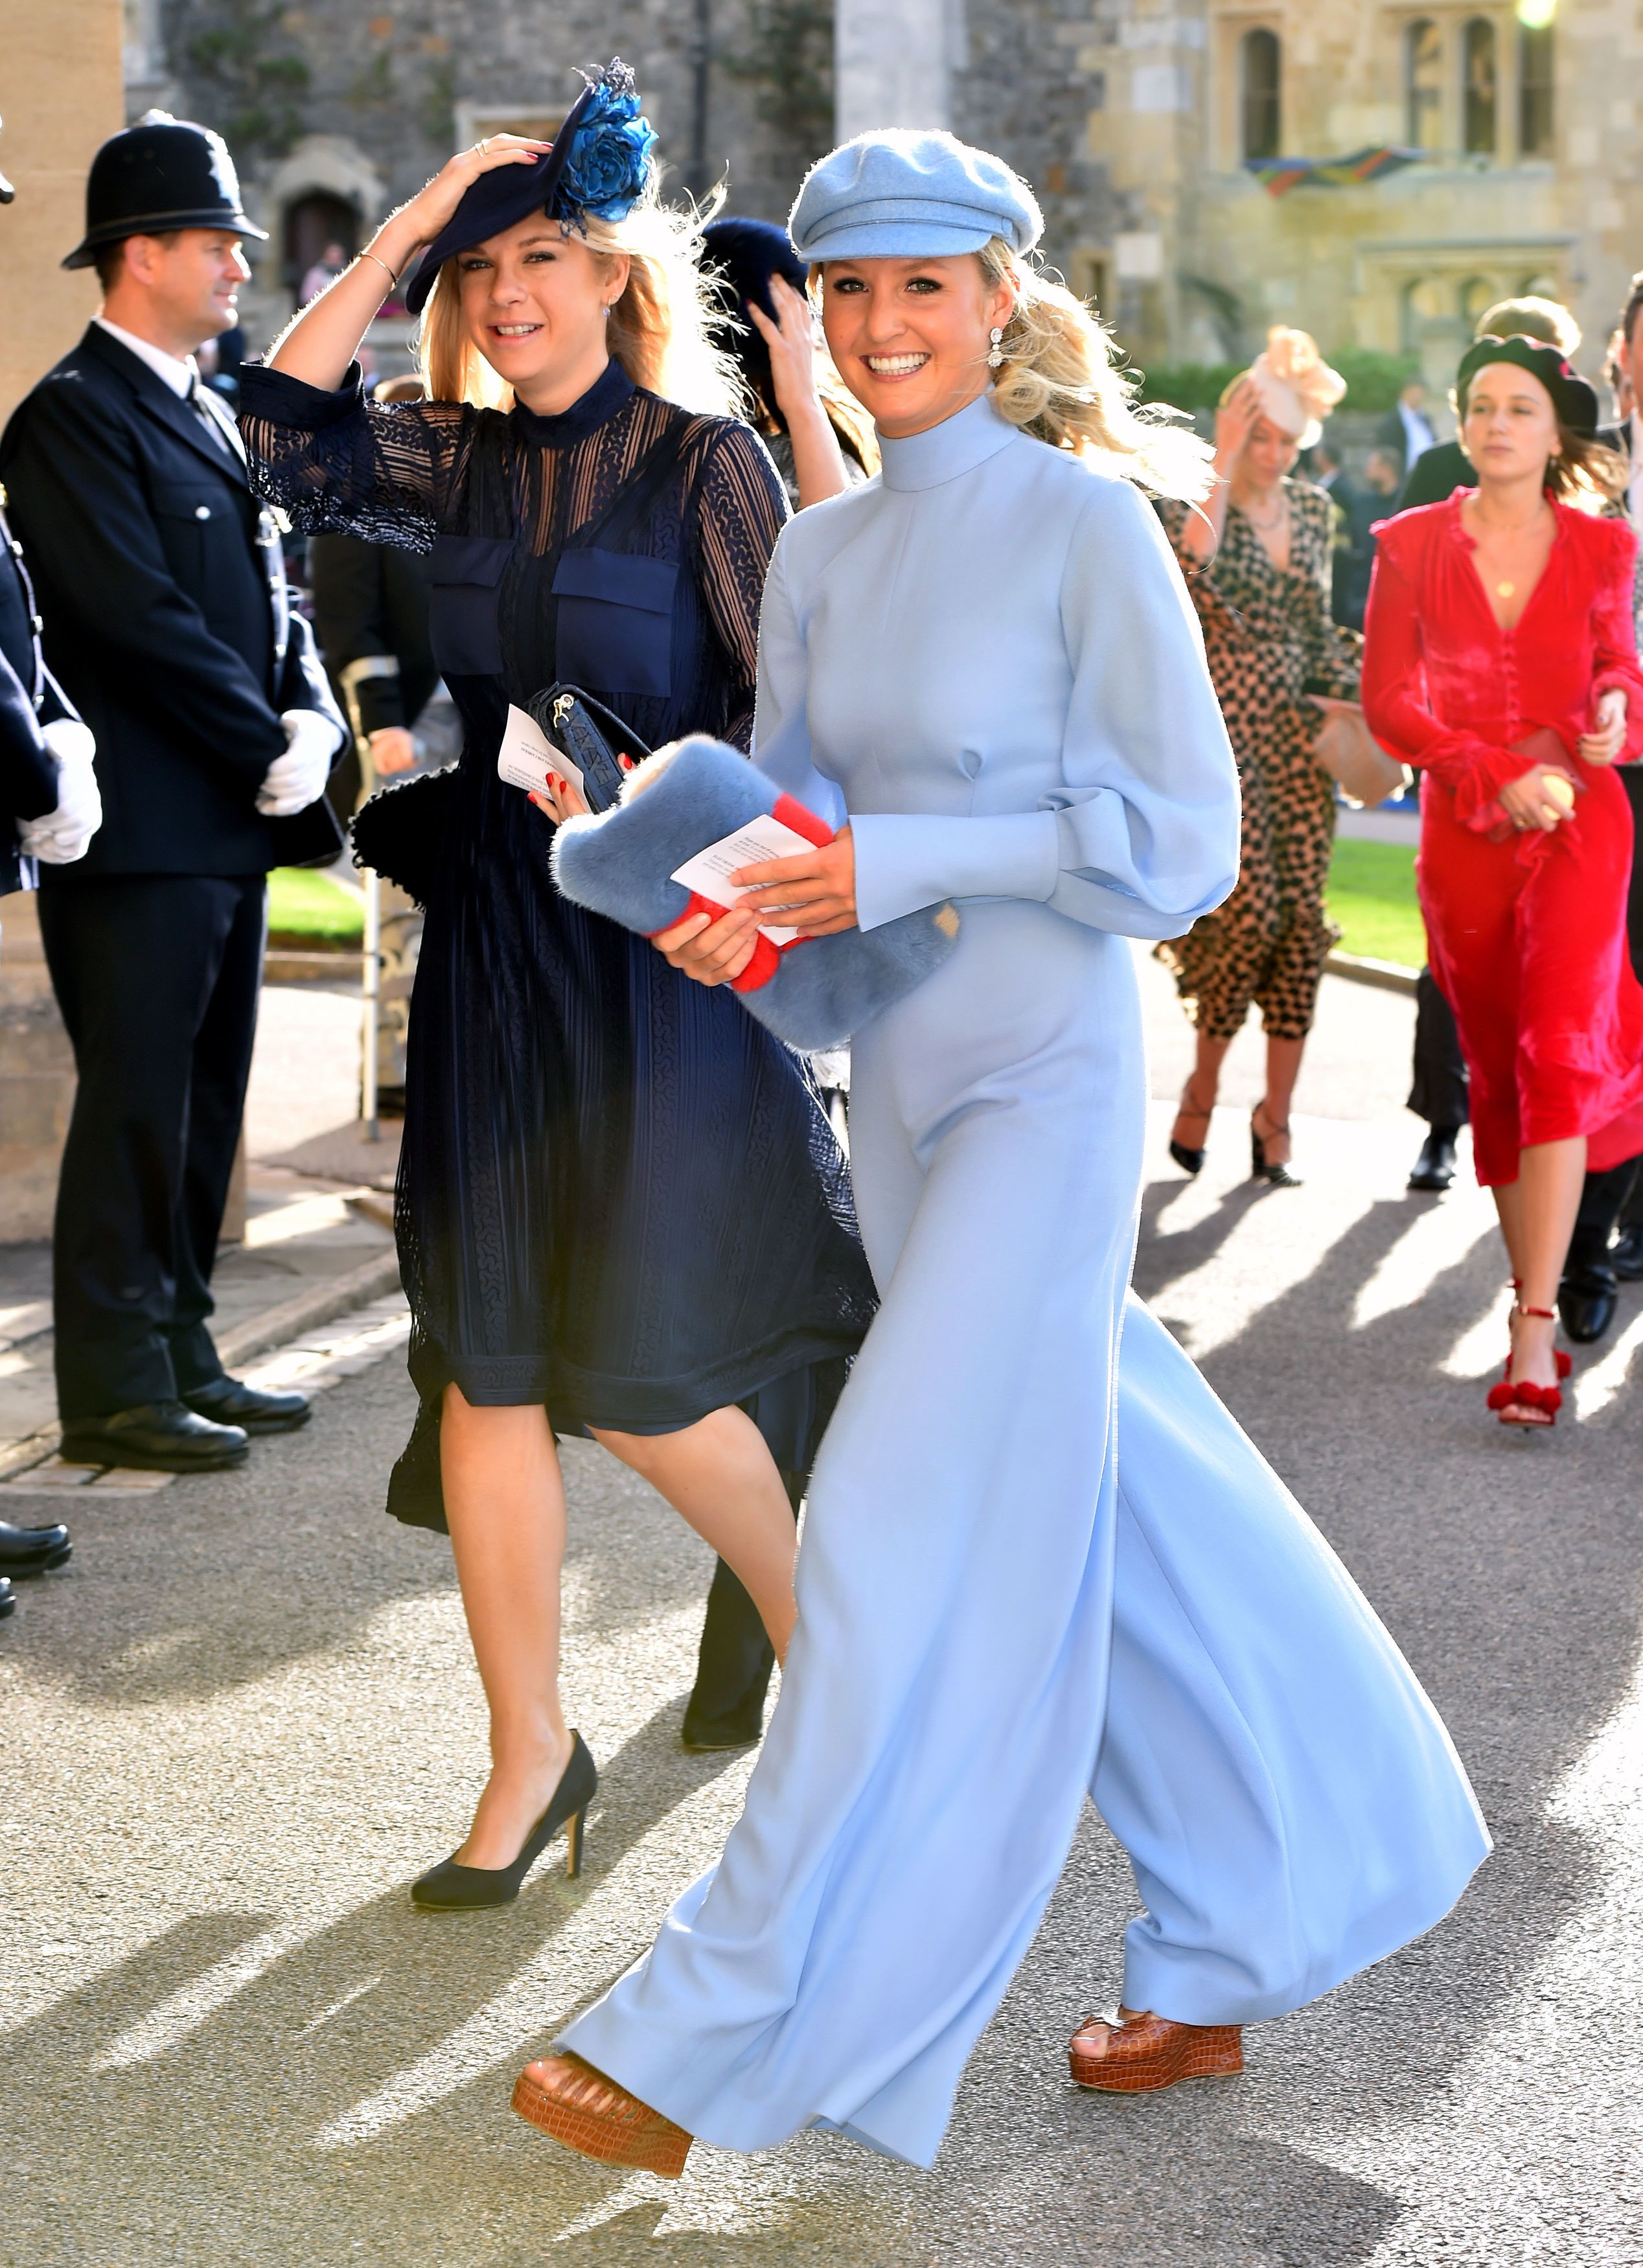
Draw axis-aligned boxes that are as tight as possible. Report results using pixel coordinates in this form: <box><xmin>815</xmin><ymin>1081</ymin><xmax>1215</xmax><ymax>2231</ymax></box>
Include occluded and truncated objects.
<box><xmin>513</xmin><ymin>132</ymin><xmax>1490</xmax><ymax>2176</ymax></box>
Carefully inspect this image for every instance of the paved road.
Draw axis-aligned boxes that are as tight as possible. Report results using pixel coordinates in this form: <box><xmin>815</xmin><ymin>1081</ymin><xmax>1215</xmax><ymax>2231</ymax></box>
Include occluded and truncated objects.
<box><xmin>4</xmin><ymin>959</ymin><xmax>1641</xmax><ymax>2267</ymax></box>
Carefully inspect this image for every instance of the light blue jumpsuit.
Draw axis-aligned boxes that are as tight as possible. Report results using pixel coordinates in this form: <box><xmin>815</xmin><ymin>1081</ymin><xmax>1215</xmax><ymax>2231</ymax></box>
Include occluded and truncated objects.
<box><xmin>560</xmin><ymin>396</ymin><xmax>1489</xmax><ymax>2169</ymax></box>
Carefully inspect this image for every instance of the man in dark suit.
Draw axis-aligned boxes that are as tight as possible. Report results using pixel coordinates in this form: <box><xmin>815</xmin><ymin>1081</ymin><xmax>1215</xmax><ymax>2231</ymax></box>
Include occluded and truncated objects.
<box><xmin>0</xmin><ymin>115</ymin><xmax>347</xmax><ymax>1473</ymax></box>
<box><xmin>1587</xmin><ymin>270</ymin><xmax>1643</xmax><ymax>1291</ymax></box>
<box><xmin>0</xmin><ymin>345</ymin><xmax>97</xmax><ymax>1613</ymax></box>
<box><xmin>0</xmin><ymin>119</ymin><xmax>98</xmax><ymax>1609</ymax></box>
<box><xmin>1375</xmin><ymin>377</ymin><xmax>1436</xmax><ymax>480</ymax></box>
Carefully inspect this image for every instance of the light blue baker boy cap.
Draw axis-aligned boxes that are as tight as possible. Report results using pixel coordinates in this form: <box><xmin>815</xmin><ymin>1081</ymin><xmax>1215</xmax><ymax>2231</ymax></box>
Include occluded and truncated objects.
<box><xmin>788</xmin><ymin>129</ymin><xmax>1043</xmax><ymax>263</ymax></box>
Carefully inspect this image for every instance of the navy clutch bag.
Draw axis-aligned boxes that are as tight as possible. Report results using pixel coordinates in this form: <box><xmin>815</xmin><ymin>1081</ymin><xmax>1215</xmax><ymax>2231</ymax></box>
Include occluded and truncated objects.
<box><xmin>526</xmin><ymin>684</ymin><xmax>651</xmax><ymax>814</ymax></box>
<box><xmin>350</xmin><ymin>684</ymin><xmax>647</xmax><ymax>903</ymax></box>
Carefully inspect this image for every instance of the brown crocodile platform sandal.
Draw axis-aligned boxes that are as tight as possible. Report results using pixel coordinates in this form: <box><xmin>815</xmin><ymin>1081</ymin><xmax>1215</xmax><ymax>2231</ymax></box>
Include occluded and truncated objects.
<box><xmin>1068</xmin><ymin>2007</ymin><xmax>1243</xmax><ymax>2094</ymax></box>
<box><xmin>512</xmin><ymin>2052</ymin><xmax>693</xmax><ymax>2178</ymax></box>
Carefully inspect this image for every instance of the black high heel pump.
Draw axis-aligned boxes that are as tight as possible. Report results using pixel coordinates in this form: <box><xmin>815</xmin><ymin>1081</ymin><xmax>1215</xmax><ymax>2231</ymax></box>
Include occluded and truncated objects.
<box><xmin>1169</xmin><ymin>1080</ymin><xmax>1214</xmax><ymax>1176</ymax></box>
<box><xmin>412</xmin><ymin>1731</ymin><xmax>597</xmax><ymax>1910</ymax></box>
<box><xmin>1250</xmin><ymin>1107</ymin><xmax>1301</xmax><ymax>1189</ymax></box>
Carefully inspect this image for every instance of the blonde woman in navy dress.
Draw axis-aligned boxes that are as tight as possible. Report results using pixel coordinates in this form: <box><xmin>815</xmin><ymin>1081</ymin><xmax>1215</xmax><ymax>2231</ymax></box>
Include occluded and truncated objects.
<box><xmin>512</xmin><ymin>133</ymin><xmax>1490</xmax><ymax>2175</ymax></box>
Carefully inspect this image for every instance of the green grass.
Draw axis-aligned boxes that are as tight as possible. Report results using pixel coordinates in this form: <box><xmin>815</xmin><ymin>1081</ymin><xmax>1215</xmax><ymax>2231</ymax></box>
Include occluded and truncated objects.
<box><xmin>270</xmin><ymin>842</ymin><xmax>1427</xmax><ymax>964</ymax></box>
<box><xmin>1326</xmin><ymin>837</ymin><xmax>1425</xmax><ymax>970</ymax></box>
<box><xmin>267</xmin><ymin>866</ymin><xmax>364</xmax><ymax>947</ymax></box>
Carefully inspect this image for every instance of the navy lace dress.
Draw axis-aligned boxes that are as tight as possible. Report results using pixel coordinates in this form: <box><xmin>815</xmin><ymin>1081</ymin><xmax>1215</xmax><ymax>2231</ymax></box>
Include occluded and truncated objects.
<box><xmin>240</xmin><ymin>360</ymin><xmax>875</xmax><ymax>1525</ymax></box>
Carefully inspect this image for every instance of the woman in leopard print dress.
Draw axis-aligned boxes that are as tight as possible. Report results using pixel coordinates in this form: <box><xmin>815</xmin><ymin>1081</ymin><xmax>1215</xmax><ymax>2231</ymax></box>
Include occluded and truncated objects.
<box><xmin>1156</xmin><ymin>329</ymin><xmax>1364</xmax><ymax>1184</ymax></box>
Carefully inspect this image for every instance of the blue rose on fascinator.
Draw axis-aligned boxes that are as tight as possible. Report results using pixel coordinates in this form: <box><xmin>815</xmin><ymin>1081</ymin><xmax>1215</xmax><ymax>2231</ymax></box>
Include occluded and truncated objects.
<box><xmin>557</xmin><ymin>62</ymin><xmax>658</xmax><ymax>223</ymax></box>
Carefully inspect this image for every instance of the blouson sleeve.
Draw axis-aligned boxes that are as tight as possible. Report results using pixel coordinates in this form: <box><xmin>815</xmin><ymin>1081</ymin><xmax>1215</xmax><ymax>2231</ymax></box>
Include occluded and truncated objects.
<box><xmin>693</xmin><ymin>424</ymin><xmax>789</xmax><ymax>752</ymax></box>
<box><xmin>848</xmin><ymin>476</ymin><xmax>1241</xmax><ymax>938</ymax></box>
<box><xmin>238</xmin><ymin>362</ymin><xmax>471</xmax><ymax>552</ymax></box>
<box><xmin>1360</xmin><ymin>537</ymin><xmax>1533</xmax><ymax>824</ymax></box>
<box><xmin>1589</xmin><ymin>516</ymin><xmax>1643</xmax><ymax>763</ymax></box>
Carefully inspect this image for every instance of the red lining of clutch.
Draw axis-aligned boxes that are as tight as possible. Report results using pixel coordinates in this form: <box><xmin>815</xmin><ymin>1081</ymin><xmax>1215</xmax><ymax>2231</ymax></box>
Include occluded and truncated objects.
<box><xmin>649</xmin><ymin>793</ymin><xmax>834</xmax><ymax>994</ymax></box>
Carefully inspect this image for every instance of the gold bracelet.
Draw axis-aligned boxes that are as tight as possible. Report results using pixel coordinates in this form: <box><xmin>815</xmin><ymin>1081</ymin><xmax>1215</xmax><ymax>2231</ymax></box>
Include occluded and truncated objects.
<box><xmin>357</xmin><ymin>248</ymin><xmax>402</xmax><ymax>290</ymax></box>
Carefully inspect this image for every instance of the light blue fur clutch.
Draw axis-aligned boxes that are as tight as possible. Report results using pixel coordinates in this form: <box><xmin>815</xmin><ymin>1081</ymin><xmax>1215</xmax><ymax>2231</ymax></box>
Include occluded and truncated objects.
<box><xmin>550</xmin><ymin>735</ymin><xmax>959</xmax><ymax>1049</ymax></box>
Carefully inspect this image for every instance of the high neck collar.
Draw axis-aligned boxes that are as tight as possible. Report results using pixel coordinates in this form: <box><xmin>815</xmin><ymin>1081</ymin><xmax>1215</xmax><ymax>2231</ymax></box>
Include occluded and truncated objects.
<box><xmin>877</xmin><ymin>391</ymin><xmax>1020</xmax><ymax>491</ymax></box>
<box><xmin>512</xmin><ymin>358</ymin><xmax>635</xmax><ymax>447</ymax></box>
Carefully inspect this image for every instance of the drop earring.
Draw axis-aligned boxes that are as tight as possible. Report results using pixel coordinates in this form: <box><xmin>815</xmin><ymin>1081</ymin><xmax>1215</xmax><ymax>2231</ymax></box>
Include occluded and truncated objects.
<box><xmin>988</xmin><ymin>325</ymin><xmax>1005</xmax><ymax>371</ymax></box>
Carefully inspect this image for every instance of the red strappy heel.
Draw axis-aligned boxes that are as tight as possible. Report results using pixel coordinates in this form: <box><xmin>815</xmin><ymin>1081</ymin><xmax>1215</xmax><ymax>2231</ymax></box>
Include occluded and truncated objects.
<box><xmin>1508</xmin><ymin>1280</ymin><xmax>1570</xmax><ymax>1380</ymax></box>
<box><xmin>1487</xmin><ymin>1304</ymin><xmax>1565</xmax><ymax>1428</ymax></box>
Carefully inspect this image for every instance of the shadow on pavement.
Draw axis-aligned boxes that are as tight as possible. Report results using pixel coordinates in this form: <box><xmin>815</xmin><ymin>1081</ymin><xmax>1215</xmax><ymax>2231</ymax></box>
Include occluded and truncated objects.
<box><xmin>8</xmin><ymin>1126</ymin><xmax>1643</xmax><ymax>2261</ymax></box>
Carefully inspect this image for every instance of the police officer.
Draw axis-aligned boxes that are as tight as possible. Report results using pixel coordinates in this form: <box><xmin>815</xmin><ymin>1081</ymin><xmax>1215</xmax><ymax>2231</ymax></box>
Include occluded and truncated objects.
<box><xmin>0</xmin><ymin>114</ymin><xmax>348</xmax><ymax>1472</ymax></box>
<box><xmin>0</xmin><ymin>121</ymin><xmax>97</xmax><ymax>1608</ymax></box>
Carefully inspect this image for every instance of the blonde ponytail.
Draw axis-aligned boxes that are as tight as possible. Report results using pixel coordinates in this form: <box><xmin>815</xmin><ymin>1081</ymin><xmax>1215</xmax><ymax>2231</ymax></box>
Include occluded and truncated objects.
<box><xmin>979</xmin><ymin>239</ymin><xmax>1212</xmax><ymax>503</ymax></box>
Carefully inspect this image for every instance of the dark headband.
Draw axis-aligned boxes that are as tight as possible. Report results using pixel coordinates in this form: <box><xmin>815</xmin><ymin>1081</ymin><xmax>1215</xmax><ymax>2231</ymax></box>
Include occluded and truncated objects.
<box><xmin>1456</xmin><ymin>334</ymin><xmax>1599</xmax><ymax>435</ymax></box>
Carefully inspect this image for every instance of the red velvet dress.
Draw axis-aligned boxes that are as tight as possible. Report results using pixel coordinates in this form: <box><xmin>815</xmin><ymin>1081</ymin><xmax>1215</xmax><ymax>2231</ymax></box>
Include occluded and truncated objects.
<box><xmin>1362</xmin><ymin>494</ymin><xmax>1643</xmax><ymax>1185</ymax></box>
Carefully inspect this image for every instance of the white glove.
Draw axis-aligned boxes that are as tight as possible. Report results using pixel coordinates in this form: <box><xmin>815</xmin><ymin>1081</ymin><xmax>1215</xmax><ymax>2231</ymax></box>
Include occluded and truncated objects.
<box><xmin>19</xmin><ymin>717</ymin><xmax>101</xmax><ymax>864</ymax></box>
<box><xmin>257</xmin><ymin>708</ymin><xmax>343</xmax><ymax>817</ymax></box>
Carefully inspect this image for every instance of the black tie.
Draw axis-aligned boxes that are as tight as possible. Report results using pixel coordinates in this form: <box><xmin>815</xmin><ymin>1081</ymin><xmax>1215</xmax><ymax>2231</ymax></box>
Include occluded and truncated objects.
<box><xmin>187</xmin><ymin>372</ymin><xmax>246</xmax><ymax>468</ymax></box>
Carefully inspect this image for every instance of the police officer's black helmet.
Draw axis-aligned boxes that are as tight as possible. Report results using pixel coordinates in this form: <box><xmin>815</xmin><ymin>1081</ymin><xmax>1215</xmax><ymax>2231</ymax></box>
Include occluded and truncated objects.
<box><xmin>62</xmin><ymin>111</ymin><xmax>267</xmax><ymax>270</ymax></box>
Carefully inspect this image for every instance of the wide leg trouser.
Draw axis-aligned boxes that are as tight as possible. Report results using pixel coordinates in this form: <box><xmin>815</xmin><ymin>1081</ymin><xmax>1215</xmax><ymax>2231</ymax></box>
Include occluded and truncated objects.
<box><xmin>562</xmin><ymin>916</ymin><xmax>1488</xmax><ymax>2168</ymax></box>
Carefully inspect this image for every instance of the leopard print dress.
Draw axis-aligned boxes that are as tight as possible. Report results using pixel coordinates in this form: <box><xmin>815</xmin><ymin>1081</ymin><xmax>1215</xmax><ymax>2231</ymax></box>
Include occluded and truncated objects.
<box><xmin>1156</xmin><ymin>482</ymin><xmax>1362</xmax><ymax>1041</ymax></box>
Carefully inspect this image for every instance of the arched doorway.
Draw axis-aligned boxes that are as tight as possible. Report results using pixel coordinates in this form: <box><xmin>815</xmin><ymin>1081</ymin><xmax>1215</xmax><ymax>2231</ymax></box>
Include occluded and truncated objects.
<box><xmin>283</xmin><ymin>191</ymin><xmax>360</xmax><ymax>305</ymax></box>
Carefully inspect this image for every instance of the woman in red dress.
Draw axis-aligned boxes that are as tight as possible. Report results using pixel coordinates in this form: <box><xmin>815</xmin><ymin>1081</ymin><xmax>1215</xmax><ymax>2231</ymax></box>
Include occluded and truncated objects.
<box><xmin>1362</xmin><ymin>335</ymin><xmax>1643</xmax><ymax>1428</ymax></box>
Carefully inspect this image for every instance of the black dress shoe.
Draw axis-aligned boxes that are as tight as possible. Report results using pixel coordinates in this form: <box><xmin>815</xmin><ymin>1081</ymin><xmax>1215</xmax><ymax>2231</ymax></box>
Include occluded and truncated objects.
<box><xmin>0</xmin><ymin>1518</ymin><xmax>71</xmax><ymax>1575</ymax></box>
<box><xmin>0</xmin><ymin>1577</ymin><xmax>14</xmax><ymax>1620</ymax></box>
<box><xmin>184</xmin><ymin>1376</ymin><xmax>310</xmax><ymax>1433</ymax></box>
<box><xmin>1558</xmin><ymin>1265</ymin><xmax>1618</xmax><ymax>1345</ymax></box>
<box><xmin>1612</xmin><ymin>1223</ymin><xmax>1643</xmax><ymax>1281</ymax></box>
<box><xmin>1408</xmin><ymin>1128</ymin><xmax>1458</xmax><ymax>1192</ymax></box>
<box><xmin>681</xmin><ymin>1695</ymin><xmax>768</xmax><ymax>1752</ymax></box>
<box><xmin>60</xmin><ymin>1401</ymin><xmax>249</xmax><ymax>1473</ymax></box>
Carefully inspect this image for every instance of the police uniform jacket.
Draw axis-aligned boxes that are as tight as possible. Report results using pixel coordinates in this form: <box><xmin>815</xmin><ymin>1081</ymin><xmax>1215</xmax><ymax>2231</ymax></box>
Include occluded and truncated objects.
<box><xmin>0</xmin><ymin>323</ymin><xmax>343</xmax><ymax>881</ymax></box>
<box><xmin>0</xmin><ymin>489</ymin><xmax>73</xmax><ymax>897</ymax></box>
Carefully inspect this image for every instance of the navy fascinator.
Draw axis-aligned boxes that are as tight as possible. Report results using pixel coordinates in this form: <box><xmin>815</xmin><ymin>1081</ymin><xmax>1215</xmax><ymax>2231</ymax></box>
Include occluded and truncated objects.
<box><xmin>406</xmin><ymin>60</ymin><xmax>658</xmax><ymax>315</ymax></box>
<box><xmin>1455</xmin><ymin>334</ymin><xmax>1599</xmax><ymax>437</ymax></box>
<box><xmin>701</xmin><ymin>216</ymin><xmax>809</xmax><ymax>419</ymax></box>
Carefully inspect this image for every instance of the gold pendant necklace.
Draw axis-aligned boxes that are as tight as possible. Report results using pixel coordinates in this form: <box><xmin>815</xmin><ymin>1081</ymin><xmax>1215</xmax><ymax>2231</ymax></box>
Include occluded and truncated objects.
<box><xmin>1497</xmin><ymin>579</ymin><xmax>1515</xmax><ymax>599</ymax></box>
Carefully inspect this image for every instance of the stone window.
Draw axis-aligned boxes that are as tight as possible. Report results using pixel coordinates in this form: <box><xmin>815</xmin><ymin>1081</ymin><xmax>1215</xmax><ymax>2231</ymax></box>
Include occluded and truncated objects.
<box><xmin>1405</xmin><ymin>18</ymin><xmax>1444</xmax><ymax>151</ymax></box>
<box><xmin>1462</xmin><ymin>17</ymin><xmax>1497</xmax><ymax>156</ymax></box>
<box><xmin>1460</xmin><ymin>275</ymin><xmax>1498</xmax><ymax>329</ymax></box>
<box><xmin>1400</xmin><ymin>275</ymin><xmax>1443</xmax><ymax>356</ymax></box>
<box><xmin>1519</xmin><ymin>20</ymin><xmax>1555</xmax><ymax>157</ymax></box>
<box><xmin>1239</xmin><ymin>27</ymin><xmax>1281</xmax><ymax>161</ymax></box>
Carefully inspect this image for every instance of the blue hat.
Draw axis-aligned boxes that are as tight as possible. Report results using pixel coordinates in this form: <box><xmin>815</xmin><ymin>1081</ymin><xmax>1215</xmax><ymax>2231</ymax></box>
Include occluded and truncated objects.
<box><xmin>702</xmin><ymin>216</ymin><xmax>809</xmax><ymax>410</ymax></box>
<box><xmin>788</xmin><ymin>130</ymin><xmax>1042</xmax><ymax>264</ymax></box>
<box><xmin>404</xmin><ymin>61</ymin><xmax>657</xmax><ymax>315</ymax></box>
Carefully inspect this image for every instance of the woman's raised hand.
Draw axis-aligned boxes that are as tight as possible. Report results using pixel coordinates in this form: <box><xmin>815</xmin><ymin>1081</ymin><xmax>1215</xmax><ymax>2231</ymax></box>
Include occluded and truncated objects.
<box><xmin>748</xmin><ymin>277</ymin><xmax>823</xmax><ymax>426</ymax></box>
<box><xmin>1578</xmin><ymin>687</ymin><xmax>1628</xmax><ymax>767</ymax></box>
<box><xmin>1499</xmin><ymin>763</ymin><xmax>1580</xmax><ymax>832</ymax></box>
<box><xmin>385</xmin><ymin>135</ymin><xmax>553</xmax><ymax>261</ymax></box>
<box><xmin>1212</xmin><ymin>376</ymin><xmax>1261</xmax><ymax>470</ymax></box>
<box><xmin>271</xmin><ymin>133</ymin><xmax>551</xmax><ymax>388</ymax></box>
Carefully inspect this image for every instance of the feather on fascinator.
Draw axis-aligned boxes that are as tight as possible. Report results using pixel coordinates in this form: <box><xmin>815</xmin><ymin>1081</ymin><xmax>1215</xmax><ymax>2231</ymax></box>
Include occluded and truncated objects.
<box><xmin>1246</xmin><ymin>327</ymin><xmax>1346</xmax><ymax>449</ymax></box>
